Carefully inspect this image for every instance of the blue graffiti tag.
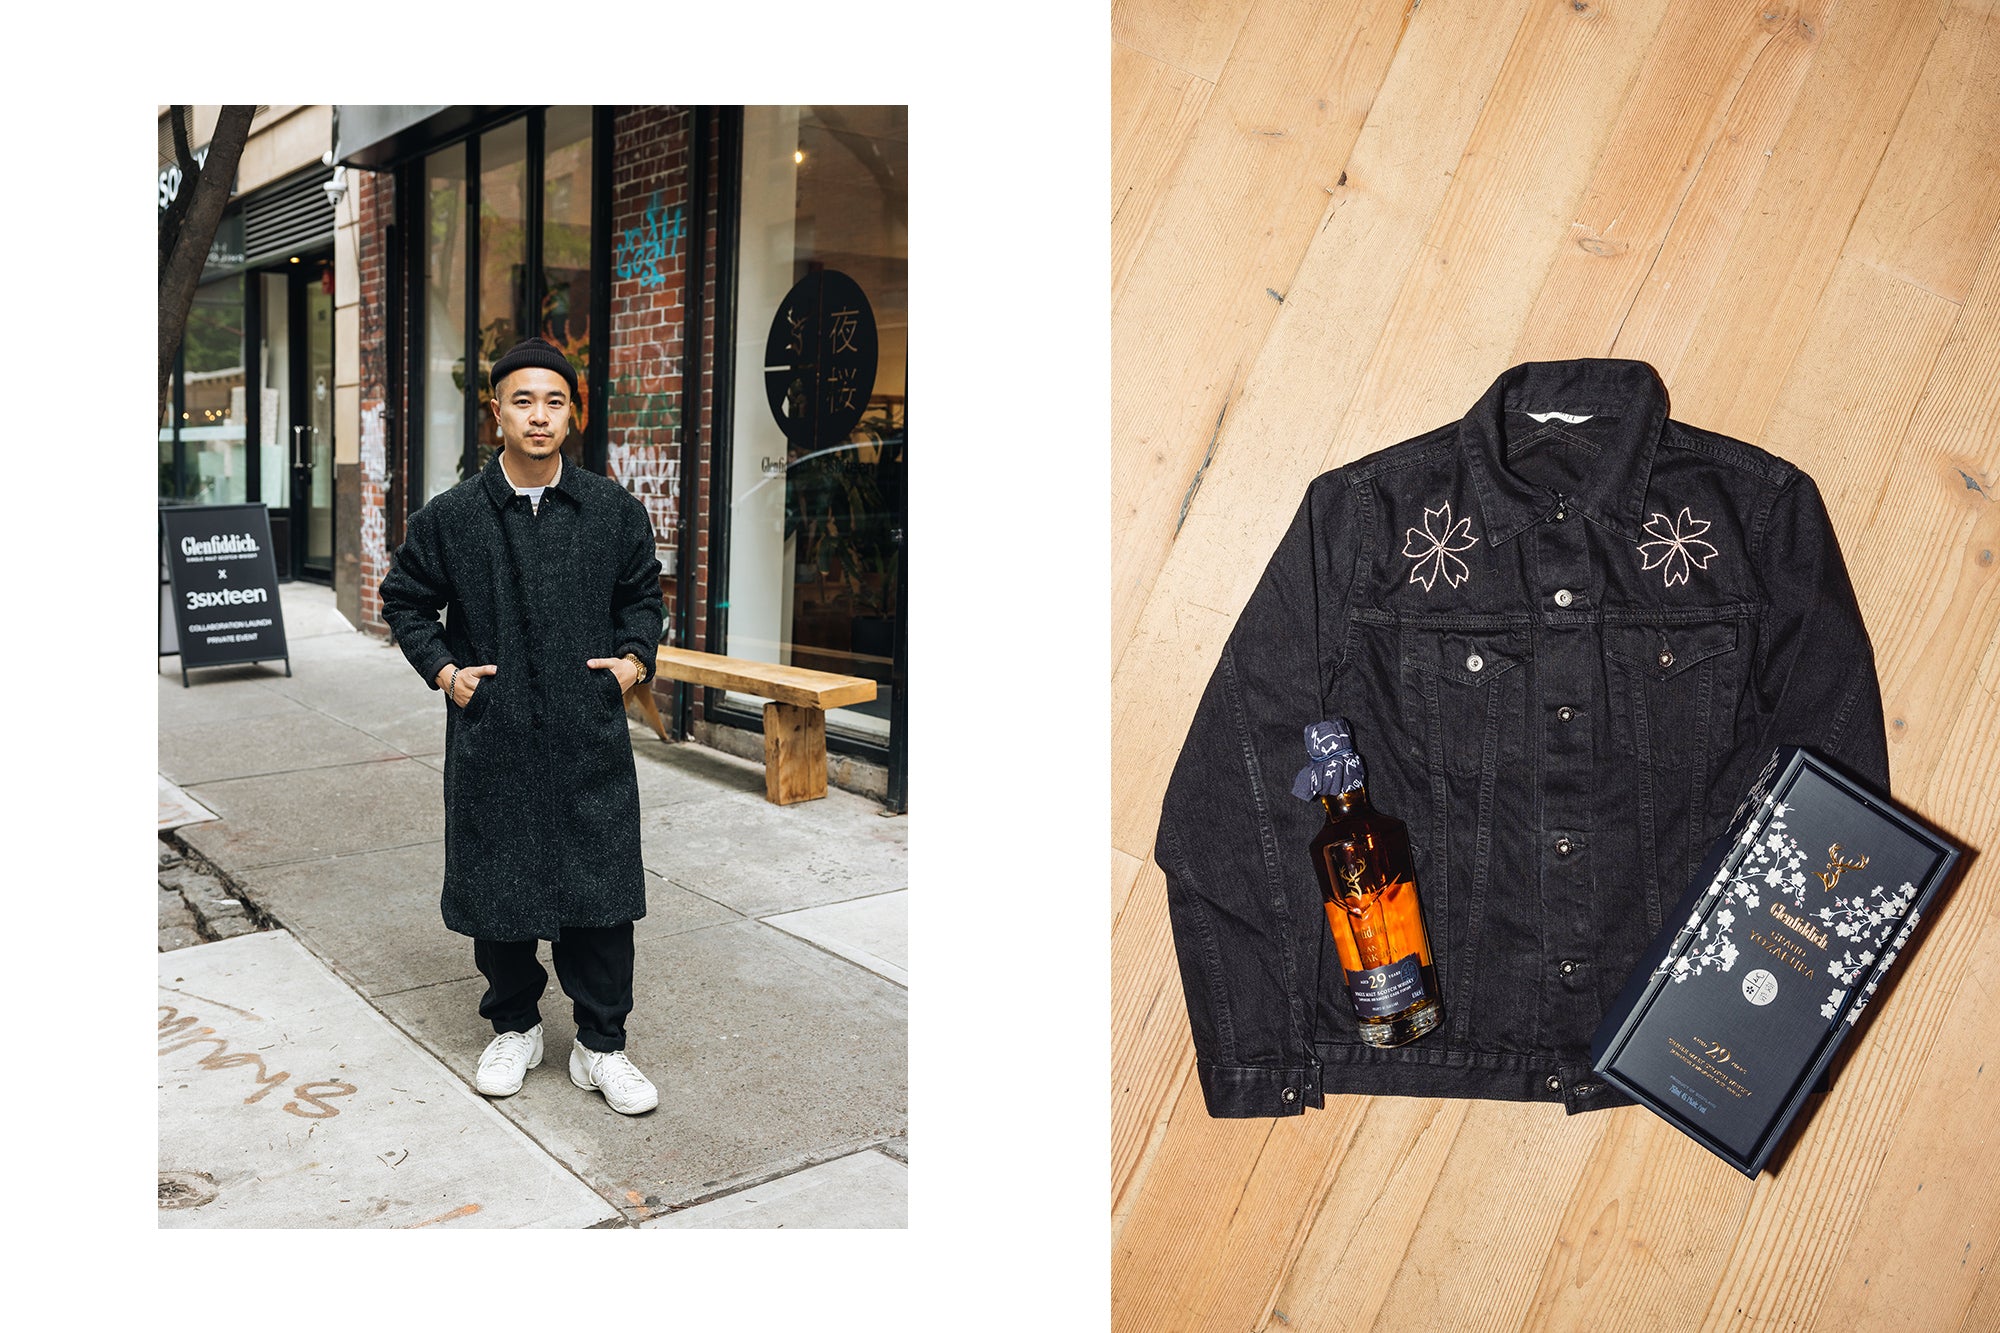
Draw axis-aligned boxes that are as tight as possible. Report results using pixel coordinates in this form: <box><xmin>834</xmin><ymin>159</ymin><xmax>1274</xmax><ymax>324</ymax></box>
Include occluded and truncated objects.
<box><xmin>614</xmin><ymin>191</ymin><xmax>686</xmax><ymax>290</ymax></box>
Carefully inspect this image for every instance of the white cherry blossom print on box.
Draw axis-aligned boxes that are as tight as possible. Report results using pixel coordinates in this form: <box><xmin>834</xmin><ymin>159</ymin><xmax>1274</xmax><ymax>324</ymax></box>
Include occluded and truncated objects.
<box><xmin>1402</xmin><ymin>503</ymin><xmax>1479</xmax><ymax>592</ymax></box>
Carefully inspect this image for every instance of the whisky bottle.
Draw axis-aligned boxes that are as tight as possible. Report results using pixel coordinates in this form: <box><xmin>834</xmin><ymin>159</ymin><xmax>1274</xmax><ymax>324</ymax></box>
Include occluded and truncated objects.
<box><xmin>1294</xmin><ymin>720</ymin><xmax>1444</xmax><ymax>1048</ymax></box>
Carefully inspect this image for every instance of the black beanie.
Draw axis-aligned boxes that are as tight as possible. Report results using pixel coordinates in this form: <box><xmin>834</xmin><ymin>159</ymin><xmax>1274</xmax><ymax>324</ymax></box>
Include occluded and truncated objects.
<box><xmin>489</xmin><ymin>336</ymin><xmax>579</xmax><ymax>399</ymax></box>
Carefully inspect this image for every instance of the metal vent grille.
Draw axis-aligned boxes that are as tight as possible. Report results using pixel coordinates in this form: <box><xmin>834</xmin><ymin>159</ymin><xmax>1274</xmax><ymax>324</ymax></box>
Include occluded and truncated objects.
<box><xmin>243</xmin><ymin>168</ymin><xmax>335</xmax><ymax>267</ymax></box>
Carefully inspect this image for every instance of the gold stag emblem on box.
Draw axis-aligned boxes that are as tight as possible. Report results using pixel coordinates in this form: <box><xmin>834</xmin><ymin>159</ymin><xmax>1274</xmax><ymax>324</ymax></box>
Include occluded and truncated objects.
<box><xmin>1817</xmin><ymin>843</ymin><xmax>1869</xmax><ymax>893</ymax></box>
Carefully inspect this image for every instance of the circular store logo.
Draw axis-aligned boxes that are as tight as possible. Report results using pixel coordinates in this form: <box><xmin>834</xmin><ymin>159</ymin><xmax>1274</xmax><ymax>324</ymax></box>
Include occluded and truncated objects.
<box><xmin>1741</xmin><ymin>969</ymin><xmax>1779</xmax><ymax>1006</ymax></box>
<box><xmin>764</xmin><ymin>269</ymin><xmax>878</xmax><ymax>452</ymax></box>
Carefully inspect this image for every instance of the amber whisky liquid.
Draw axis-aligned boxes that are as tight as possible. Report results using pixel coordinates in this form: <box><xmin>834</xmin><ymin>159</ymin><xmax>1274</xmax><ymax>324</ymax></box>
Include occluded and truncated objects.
<box><xmin>1311</xmin><ymin>787</ymin><xmax>1444</xmax><ymax>1047</ymax></box>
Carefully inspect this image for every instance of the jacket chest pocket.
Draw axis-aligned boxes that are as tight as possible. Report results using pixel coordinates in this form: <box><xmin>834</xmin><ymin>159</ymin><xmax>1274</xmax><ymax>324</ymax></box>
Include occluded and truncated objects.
<box><xmin>1400</xmin><ymin>627</ymin><xmax>1530</xmax><ymax>779</ymax></box>
<box><xmin>1604</xmin><ymin>620</ymin><xmax>1739</xmax><ymax>764</ymax></box>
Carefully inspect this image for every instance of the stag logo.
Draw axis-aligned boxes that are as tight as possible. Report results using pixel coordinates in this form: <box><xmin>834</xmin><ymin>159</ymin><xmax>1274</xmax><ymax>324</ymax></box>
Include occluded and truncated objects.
<box><xmin>1817</xmin><ymin>843</ymin><xmax>1869</xmax><ymax>894</ymax></box>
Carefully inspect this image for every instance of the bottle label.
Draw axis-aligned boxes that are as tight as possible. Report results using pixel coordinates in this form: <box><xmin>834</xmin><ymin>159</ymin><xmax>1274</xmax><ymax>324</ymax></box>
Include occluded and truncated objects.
<box><xmin>1347</xmin><ymin>954</ymin><xmax>1426</xmax><ymax>1019</ymax></box>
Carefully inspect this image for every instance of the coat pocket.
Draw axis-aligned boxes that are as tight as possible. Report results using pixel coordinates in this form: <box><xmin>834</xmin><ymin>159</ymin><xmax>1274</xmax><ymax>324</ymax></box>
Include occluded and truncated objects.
<box><xmin>1603</xmin><ymin>620</ymin><xmax>1739</xmax><ymax>763</ymax></box>
<box><xmin>1399</xmin><ymin>626</ymin><xmax>1529</xmax><ymax>779</ymax></box>
<box><xmin>461</xmin><ymin>673</ymin><xmax>497</xmax><ymax>723</ymax></box>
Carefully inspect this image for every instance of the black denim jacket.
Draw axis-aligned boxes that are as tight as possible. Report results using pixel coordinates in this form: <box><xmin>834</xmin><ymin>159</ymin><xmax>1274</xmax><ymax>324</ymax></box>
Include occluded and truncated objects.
<box><xmin>1155</xmin><ymin>359</ymin><xmax>1889</xmax><ymax>1118</ymax></box>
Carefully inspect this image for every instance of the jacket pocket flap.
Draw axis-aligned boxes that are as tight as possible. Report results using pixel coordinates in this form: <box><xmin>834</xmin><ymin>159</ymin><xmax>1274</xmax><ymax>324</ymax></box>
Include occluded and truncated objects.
<box><xmin>1401</xmin><ymin>627</ymin><xmax>1527</xmax><ymax>685</ymax></box>
<box><xmin>1604</xmin><ymin>620</ymin><xmax>1737</xmax><ymax>679</ymax></box>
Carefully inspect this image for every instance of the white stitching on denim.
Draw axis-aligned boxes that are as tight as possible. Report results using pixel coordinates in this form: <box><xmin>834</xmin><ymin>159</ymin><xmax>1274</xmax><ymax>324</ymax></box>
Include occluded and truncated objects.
<box><xmin>1636</xmin><ymin>506</ymin><xmax>1721</xmax><ymax>586</ymax></box>
<box><xmin>1403</xmin><ymin>501</ymin><xmax>1479</xmax><ymax>591</ymax></box>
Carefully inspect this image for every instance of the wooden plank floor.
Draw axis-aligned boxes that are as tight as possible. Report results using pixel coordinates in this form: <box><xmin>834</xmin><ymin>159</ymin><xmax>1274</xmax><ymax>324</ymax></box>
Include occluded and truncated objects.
<box><xmin>1110</xmin><ymin>0</ymin><xmax>2000</xmax><ymax>1328</ymax></box>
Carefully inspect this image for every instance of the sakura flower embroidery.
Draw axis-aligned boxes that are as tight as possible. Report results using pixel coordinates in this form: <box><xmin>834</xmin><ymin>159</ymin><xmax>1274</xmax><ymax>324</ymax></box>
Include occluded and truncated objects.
<box><xmin>1636</xmin><ymin>507</ymin><xmax>1720</xmax><ymax>587</ymax></box>
<box><xmin>1403</xmin><ymin>503</ymin><xmax>1478</xmax><ymax>592</ymax></box>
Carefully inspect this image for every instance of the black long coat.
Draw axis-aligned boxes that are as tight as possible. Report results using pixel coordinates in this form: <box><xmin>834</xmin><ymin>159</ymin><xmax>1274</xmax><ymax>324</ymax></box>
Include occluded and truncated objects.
<box><xmin>379</xmin><ymin>453</ymin><xmax>664</xmax><ymax>941</ymax></box>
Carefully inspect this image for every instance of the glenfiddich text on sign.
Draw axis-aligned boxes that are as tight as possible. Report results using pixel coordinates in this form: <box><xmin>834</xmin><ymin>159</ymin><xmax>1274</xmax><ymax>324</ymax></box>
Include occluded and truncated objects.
<box><xmin>180</xmin><ymin>532</ymin><xmax>261</xmax><ymax>557</ymax></box>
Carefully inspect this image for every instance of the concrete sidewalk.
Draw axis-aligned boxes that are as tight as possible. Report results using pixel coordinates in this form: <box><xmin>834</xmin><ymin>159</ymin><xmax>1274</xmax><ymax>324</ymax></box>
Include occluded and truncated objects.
<box><xmin>158</xmin><ymin>582</ymin><xmax>907</xmax><ymax>1227</ymax></box>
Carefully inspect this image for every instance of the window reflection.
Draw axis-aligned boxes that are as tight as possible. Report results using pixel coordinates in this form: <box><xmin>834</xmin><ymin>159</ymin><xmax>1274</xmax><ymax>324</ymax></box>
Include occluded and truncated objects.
<box><xmin>422</xmin><ymin>113</ymin><xmax>602</xmax><ymax>496</ymax></box>
<box><xmin>474</xmin><ymin>118</ymin><xmax>529</xmax><ymax>474</ymax></box>
<box><xmin>182</xmin><ymin>274</ymin><xmax>247</xmax><ymax>503</ymax></box>
<box><xmin>728</xmin><ymin>106</ymin><xmax>907</xmax><ymax>746</ymax></box>
<box><xmin>543</xmin><ymin>106</ymin><xmax>593</xmax><ymax>465</ymax></box>
<box><xmin>424</xmin><ymin>143</ymin><xmax>466</xmax><ymax>500</ymax></box>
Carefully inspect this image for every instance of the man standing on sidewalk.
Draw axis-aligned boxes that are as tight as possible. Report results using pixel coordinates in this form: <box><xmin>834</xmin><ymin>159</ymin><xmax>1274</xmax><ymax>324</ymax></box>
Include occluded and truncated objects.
<box><xmin>379</xmin><ymin>335</ymin><xmax>664</xmax><ymax>1115</ymax></box>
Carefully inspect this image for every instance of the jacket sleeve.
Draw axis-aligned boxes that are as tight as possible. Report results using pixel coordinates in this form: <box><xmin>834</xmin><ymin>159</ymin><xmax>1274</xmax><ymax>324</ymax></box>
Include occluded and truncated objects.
<box><xmin>379</xmin><ymin>503</ymin><xmax>459</xmax><ymax>690</ymax></box>
<box><xmin>1154</xmin><ymin>474</ymin><xmax>1360</xmax><ymax>1118</ymax></box>
<box><xmin>609</xmin><ymin>497</ymin><xmax>665</xmax><ymax>684</ymax></box>
<box><xmin>1749</xmin><ymin>470</ymin><xmax>1890</xmax><ymax>792</ymax></box>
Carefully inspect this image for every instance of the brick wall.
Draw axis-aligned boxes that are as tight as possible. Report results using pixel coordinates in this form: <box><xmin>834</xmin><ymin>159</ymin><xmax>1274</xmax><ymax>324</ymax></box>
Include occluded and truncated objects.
<box><xmin>356</xmin><ymin>168</ymin><xmax>393</xmax><ymax>634</ymax></box>
<box><xmin>606</xmin><ymin>106</ymin><xmax>692</xmax><ymax>640</ymax></box>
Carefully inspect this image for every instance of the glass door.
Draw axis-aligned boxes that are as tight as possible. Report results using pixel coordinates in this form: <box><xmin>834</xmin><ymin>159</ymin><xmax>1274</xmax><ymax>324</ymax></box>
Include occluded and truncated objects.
<box><xmin>289</xmin><ymin>256</ymin><xmax>336</xmax><ymax>580</ymax></box>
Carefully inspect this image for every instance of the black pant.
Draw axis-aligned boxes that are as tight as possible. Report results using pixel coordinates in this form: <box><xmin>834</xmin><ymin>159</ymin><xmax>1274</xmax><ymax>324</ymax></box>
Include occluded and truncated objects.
<box><xmin>473</xmin><ymin>923</ymin><xmax>634</xmax><ymax>1052</ymax></box>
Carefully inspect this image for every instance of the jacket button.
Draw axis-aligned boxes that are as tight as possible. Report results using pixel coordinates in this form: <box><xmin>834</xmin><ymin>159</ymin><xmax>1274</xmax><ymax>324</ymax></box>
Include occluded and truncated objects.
<box><xmin>1559</xmin><ymin>959</ymin><xmax>1577</xmax><ymax>975</ymax></box>
<box><xmin>1553</xmin><ymin>588</ymin><xmax>1573</xmax><ymax>607</ymax></box>
<box><xmin>1466</xmin><ymin>653</ymin><xmax>1485</xmax><ymax>672</ymax></box>
<box><xmin>1658</xmin><ymin>648</ymin><xmax>1675</xmax><ymax>668</ymax></box>
<box><xmin>1554</xmin><ymin>836</ymin><xmax>1574</xmax><ymax>856</ymax></box>
<box><xmin>1546</xmin><ymin>1075</ymin><xmax>1562</xmax><ymax>1092</ymax></box>
<box><xmin>1281</xmin><ymin>1087</ymin><xmax>1297</xmax><ymax>1104</ymax></box>
<box><xmin>1557</xmin><ymin>706</ymin><xmax>1575</xmax><ymax>723</ymax></box>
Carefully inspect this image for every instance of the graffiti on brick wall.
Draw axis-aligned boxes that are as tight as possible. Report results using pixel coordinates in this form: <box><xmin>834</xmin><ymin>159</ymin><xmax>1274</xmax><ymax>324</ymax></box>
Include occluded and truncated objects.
<box><xmin>608</xmin><ymin>438</ymin><xmax>679</xmax><ymax>547</ymax></box>
<box><xmin>614</xmin><ymin>191</ymin><xmax>685</xmax><ymax>290</ymax></box>
<box><xmin>360</xmin><ymin>404</ymin><xmax>387</xmax><ymax>573</ymax></box>
<box><xmin>610</xmin><ymin>374</ymin><xmax>681</xmax><ymax>435</ymax></box>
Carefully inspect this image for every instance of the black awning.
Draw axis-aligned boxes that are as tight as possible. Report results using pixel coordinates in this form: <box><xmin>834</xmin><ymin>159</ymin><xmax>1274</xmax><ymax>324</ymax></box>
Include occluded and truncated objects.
<box><xmin>333</xmin><ymin>105</ymin><xmax>527</xmax><ymax>168</ymax></box>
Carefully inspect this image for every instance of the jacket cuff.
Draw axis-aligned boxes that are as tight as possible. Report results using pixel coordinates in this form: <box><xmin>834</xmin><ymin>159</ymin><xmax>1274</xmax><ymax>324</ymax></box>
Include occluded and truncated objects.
<box><xmin>615</xmin><ymin>643</ymin><xmax>655</xmax><ymax>685</ymax></box>
<box><xmin>419</xmin><ymin>651</ymin><xmax>456</xmax><ymax>691</ymax></box>
<box><xmin>1197</xmin><ymin>1061</ymin><xmax>1325</xmax><ymax>1118</ymax></box>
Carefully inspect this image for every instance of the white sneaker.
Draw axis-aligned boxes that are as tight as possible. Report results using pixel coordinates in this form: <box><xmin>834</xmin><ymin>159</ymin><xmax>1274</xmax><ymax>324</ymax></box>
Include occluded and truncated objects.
<box><xmin>475</xmin><ymin>1024</ymin><xmax>543</xmax><ymax>1096</ymax></box>
<box><xmin>568</xmin><ymin>1040</ymin><xmax>658</xmax><ymax>1114</ymax></box>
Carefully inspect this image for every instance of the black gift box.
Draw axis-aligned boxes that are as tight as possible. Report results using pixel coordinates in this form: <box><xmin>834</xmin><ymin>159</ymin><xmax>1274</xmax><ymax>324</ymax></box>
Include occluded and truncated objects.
<box><xmin>1590</xmin><ymin>746</ymin><xmax>1964</xmax><ymax>1177</ymax></box>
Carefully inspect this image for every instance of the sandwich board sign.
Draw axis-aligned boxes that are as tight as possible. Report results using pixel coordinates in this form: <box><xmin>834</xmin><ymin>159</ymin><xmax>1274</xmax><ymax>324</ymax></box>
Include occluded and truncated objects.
<box><xmin>160</xmin><ymin>504</ymin><xmax>290</xmax><ymax>687</ymax></box>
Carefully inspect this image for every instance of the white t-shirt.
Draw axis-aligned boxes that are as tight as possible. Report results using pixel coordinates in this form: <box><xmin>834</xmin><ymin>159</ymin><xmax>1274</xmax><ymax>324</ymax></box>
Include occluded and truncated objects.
<box><xmin>499</xmin><ymin>454</ymin><xmax>558</xmax><ymax>512</ymax></box>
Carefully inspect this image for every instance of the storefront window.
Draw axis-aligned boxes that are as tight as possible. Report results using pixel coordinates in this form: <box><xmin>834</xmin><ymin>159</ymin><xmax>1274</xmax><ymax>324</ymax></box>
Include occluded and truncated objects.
<box><xmin>181</xmin><ymin>273</ymin><xmax>247</xmax><ymax>504</ymax></box>
<box><xmin>423</xmin><ymin>143</ymin><xmax>467</xmax><ymax>501</ymax></box>
<box><xmin>542</xmin><ymin>106</ymin><xmax>593</xmax><ymax>465</ymax></box>
<box><xmin>726</xmin><ymin>106</ymin><xmax>907</xmax><ymax>746</ymax></box>
<box><xmin>475</xmin><ymin>118</ymin><xmax>529</xmax><ymax>473</ymax></box>
<box><xmin>419</xmin><ymin>111</ymin><xmax>600</xmax><ymax>499</ymax></box>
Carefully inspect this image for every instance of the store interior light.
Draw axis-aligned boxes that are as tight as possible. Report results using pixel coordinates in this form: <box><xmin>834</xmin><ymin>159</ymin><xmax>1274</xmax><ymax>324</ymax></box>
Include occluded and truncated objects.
<box><xmin>289</xmin><ymin>256</ymin><xmax>300</xmax><ymax>264</ymax></box>
<box><xmin>794</xmin><ymin>149</ymin><xmax>804</xmax><ymax>164</ymax></box>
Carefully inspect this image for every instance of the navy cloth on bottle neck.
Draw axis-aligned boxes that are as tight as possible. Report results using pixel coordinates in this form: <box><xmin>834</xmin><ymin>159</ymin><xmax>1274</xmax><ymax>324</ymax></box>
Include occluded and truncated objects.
<box><xmin>1292</xmin><ymin>719</ymin><xmax>1367</xmax><ymax>800</ymax></box>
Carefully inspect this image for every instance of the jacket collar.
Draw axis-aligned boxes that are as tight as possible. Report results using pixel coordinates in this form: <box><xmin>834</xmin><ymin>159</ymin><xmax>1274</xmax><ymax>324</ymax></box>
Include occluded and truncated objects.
<box><xmin>483</xmin><ymin>449</ymin><xmax>584</xmax><ymax>509</ymax></box>
<box><xmin>1461</xmin><ymin>358</ymin><xmax>1666</xmax><ymax>544</ymax></box>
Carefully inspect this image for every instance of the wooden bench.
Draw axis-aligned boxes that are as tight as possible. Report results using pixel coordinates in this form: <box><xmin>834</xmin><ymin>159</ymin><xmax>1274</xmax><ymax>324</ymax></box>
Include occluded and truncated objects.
<box><xmin>623</xmin><ymin>647</ymin><xmax>879</xmax><ymax>805</ymax></box>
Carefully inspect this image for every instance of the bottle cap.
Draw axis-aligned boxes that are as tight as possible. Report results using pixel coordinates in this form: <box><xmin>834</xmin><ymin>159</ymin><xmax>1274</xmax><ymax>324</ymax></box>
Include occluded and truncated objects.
<box><xmin>1292</xmin><ymin>718</ymin><xmax>1367</xmax><ymax>800</ymax></box>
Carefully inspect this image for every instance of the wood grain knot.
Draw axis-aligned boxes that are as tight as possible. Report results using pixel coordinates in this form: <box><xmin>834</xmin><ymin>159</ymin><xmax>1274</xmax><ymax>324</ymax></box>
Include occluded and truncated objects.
<box><xmin>1573</xmin><ymin>1197</ymin><xmax>1620</xmax><ymax>1288</ymax></box>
